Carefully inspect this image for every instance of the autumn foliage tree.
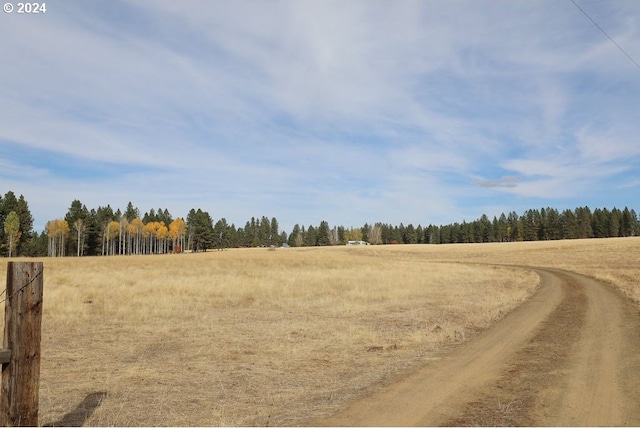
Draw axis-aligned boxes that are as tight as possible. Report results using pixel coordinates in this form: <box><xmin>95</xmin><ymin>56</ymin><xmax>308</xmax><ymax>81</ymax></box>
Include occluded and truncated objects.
<box><xmin>73</xmin><ymin>218</ymin><xmax>86</xmax><ymax>256</ymax></box>
<box><xmin>169</xmin><ymin>218</ymin><xmax>187</xmax><ymax>253</ymax></box>
<box><xmin>33</xmin><ymin>196</ymin><xmax>638</xmax><ymax>258</ymax></box>
<box><xmin>3</xmin><ymin>211</ymin><xmax>21</xmax><ymax>257</ymax></box>
<box><xmin>0</xmin><ymin>191</ymin><xmax>33</xmax><ymax>256</ymax></box>
<box><xmin>47</xmin><ymin>219</ymin><xmax>70</xmax><ymax>257</ymax></box>
<box><xmin>104</xmin><ymin>221</ymin><xmax>120</xmax><ymax>256</ymax></box>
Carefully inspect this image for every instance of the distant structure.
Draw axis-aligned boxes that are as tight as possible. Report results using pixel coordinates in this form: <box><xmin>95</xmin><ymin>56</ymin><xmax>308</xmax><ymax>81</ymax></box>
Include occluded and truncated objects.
<box><xmin>346</xmin><ymin>240</ymin><xmax>369</xmax><ymax>246</ymax></box>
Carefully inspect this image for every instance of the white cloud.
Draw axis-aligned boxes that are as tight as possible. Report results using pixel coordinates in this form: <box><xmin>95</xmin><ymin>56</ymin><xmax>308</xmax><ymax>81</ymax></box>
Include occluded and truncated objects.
<box><xmin>1</xmin><ymin>0</ymin><xmax>639</xmax><ymax>230</ymax></box>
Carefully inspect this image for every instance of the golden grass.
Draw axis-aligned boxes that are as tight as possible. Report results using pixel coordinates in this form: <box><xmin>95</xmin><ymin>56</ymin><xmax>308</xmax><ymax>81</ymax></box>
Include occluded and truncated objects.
<box><xmin>371</xmin><ymin>237</ymin><xmax>640</xmax><ymax>303</ymax></box>
<box><xmin>0</xmin><ymin>237</ymin><xmax>637</xmax><ymax>426</ymax></box>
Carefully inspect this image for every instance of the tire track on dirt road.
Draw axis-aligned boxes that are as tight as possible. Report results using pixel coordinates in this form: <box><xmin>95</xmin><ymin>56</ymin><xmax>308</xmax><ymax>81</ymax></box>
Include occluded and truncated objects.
<box><xmin>312</xmin><ymin>267</ymin><xmax>640</xmax><ymax>426</ymax></box>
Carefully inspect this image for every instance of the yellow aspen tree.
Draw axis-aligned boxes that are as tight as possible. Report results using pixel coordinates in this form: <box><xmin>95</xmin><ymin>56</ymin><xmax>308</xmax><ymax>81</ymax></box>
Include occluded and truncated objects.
<box><xmin>346</xmin><ymin>227</ymin><xmax>363</xmax><ymax>242</ymax></box>
<box><xmin>46</xmin><ymin>220</ymin><xmax>56</xmax><ymax>257</ymax></box>
<box><xmin>126</xmin><ymin>221</ymin><xmax>137</xmax><ymax>255</ymax></box>
<box><xmin>58</xmin><ymin>220</ymin><xmax>70</xmax><ymax>256</ymax></box>
<box><xmin>369</xmin><ymin>224</ymin><xmax>383</xmax><ymax>245</ymax></box>
<box><xmin>169</xmin><ymin>218</ymin><xmax>186</xmax><ymax>253</ymax></box>
<box><xmin>131</xmin><ymin>218</ymin><xmax>144</xmax><ymax>254</ymax></box>
<box><xmin>47</xmin><ymin>219</ymin><xmax>70</xmax><ymax>257</ymax></box>
<box><xmin>119</xmin><ymin>218</ymin><xmax>129</xmax><ymax>255</ymax></box>
<box><xmin>169</xmin><ymin>220</ymin><xmax>179</xmax><ymax>251</ymax></box>
<box><xmin>157</xmin><ymin>223</ymin><xmax>169</xmax><ymax>254</ymax></box>
<box><xmin>143</xmin><ymin>222</ymin><xmax>155</xmax><ymax>254</ymax></box>
<box><xmin>73</xmin><ymin>218</ymin><xmax>85</xmax><ymax>256</ymax></box>
<box><xmin>151</xmin><ymin>222</ymin><xmax>165</xmax><ymax>253</ymax></box>
<box><xmin>106</xmin><ymin>221</ymin><xmax>120</xmax><ymax>256</ymax></box>
<box><xmin>177</xmin><ymin>218</ymin><xmax>186</xmax><ymax>252</ymax></box>
<box><xmin>4</xmin><ymin>211</ymin><xmax>21</xmax><ymax>257</ymax></box>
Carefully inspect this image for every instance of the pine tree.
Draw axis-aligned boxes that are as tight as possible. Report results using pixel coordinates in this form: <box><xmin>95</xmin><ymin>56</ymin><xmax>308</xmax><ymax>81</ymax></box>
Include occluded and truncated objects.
<box><xmin>124</xmin><ymin>202</ymin><xmax>140</xmax><ymax>222</ymax></box>
<box><xmin>187</xmin><ymin>209</ymin><xmax>214</xmax><ymax>252</ymax></box>
<box><xmin>0</xmin><ymin>192</ymin><xmax>33</xmax><ymax>256</ymax></box>
<box><xmin>560</xmin><ymin>209</ymin><xmax>578</xmax><ymax>239</ymax></box>
<box><xmin>304</xmin><ymin>225</ymin><xmax>317</xmax><ymax>246</ymax></box>
<box><xmin>270</xmin><ymin>217</ymin><xmax>280</xmax><ymax>246</ymax></box>
<box><xmin>288</xmin><ymin>224</ymin><xmax>301</xmax><ymax>247</ymax></box>
<box><xmin>621</xmin><ymin>207</ymin><xmax>637</xmax><ymax>237</ymax></box>
<box><xmin>213</xmin><ymin>218</ymin><xmax>229</xmax><ymax>250</ymax></box>
<box><xmin>576</xmin><ymin>206</ymin><xmax>593</xmax><ymax>238</ymax></box>
<box><xmin>609</xmin><ymin>208</ymin><xmax>621</xmax><ymax>237</ymax></box>
<box><xmin>545</xmin><ymin>208</ymin><xmax>561</xmax><ymax>240</ymax></box>
<box><xmin>317</xmin><ymin>221</ymin><xmax>331</xmax><ymax>246</ymax></box>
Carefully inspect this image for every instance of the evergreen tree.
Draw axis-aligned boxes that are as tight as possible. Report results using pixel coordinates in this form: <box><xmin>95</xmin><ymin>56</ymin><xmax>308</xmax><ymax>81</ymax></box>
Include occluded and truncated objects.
<box><xmin>576</xmin><ymin>206</ymin><xmax>593</xmax><ymax>239</ymax></box>
<box><xmin>65</xmin><ymin>200</ymin><xmax>90</xmax><ymax>256</ymax></box>
<box><xmin>361</xmin><ymin>223</ymin><xmax>371</xmax><ymax>243</ymax></box>
<box><xmin>403</xmin><ymin>223</ymin><xmax>417</xmax><ymax>244</ymax></box>
<box><xmin>0</xmin><ymin>192</ymin><xmax>33</xmax><ymax>256</ymax></box>
<box><xmin>415</xmin><ymin>225</ymin><xmax>424</xmax><ymax>244</ymax></box>
<box><xmin>270</xmin><ymin>217</ymin><xmax>280</xmax><ymax>246</ymax></box>
<box><xmin>94</xmin><ymin>205</ymin><xmax>115</xmax><ymax>255</ymax></box>
<box><xmin>15</xmin><ymin>195</ymin><xmax>33</xmax><ymax>253</ymax></box>
<box><xmin>143</xmin><ymin>209</ymin><xmax>157</xmax><ymax>224</ymax></box>
<box><xmin>213</xmin><ymin>218</ymin><xmax>229</xmax><ymax>250</ymax></box>
<box><xmin>259</xmin><ymin>216</ymin><xmax>271</xmax><ymax>246</ymax></box>
<box><xmin>157</xmin><ymin>208</ymin><xmax>173</xmax><ymax>226</ymax></box>
<box><xmin>621</xmin><ymin>207</ymin><xmax>637</xmax><ymax>237</ymax></box>
<box><xmin>304</xmin><ymin>225</ymin><xmax>317</xmax><ymax>246</ymax></box>
<box><xmin>22</xmin><ymin>231</ymin><xmax>47</xmax><ymax>257</ymax></box>
<box><xmin>497</xmin><ymin>213</ymin><xmax>508</xmax><ymax>242</ymax></box>
<box><xmin>591</xmin><ymin>208</ymin><xmax>605</xmax><ymax>238</ymax></box>
<box><xmin>560</xmin><ymin>209</ymin><xmax>578</xmax><ymax>239</ymax></box>
<box><xmin>236</xmin><ymin>226</ymin><xmax>246</xmax><ymax>248</ymax></box>
<box><xmin>546</xmin><ymin>208</ymin><xmax>561</xmax><ymax>240</ymax></box>
<box><xmin>228</xmin><ymin>224</ymin><xmax>239</xmax><ymax>248</ymax></box>
<box><xmin>478</xmin><ymin>215</ymin><xmax>492</xmax><ymax>243</ymax></box>
<box><xmin>288</xmin><ymin>224</ymin><xmax>301</xmax><ymax>247</ymax></box>
<box><xmin>124</xmin><ymin>202</ymin><xmax>140</xmax><ymax>221</ymax></box>
<box><xmin>84</xmin><ymin>209</ymin><xmax>101</xmax><ymax>255</ymax></box>
<box><xmin>317</xmin><ymin>221</ymin><xmax>331</xmax><ymax>246</ymax></box>
<box><xmin>609</xmin><ymin>207</ymin><xmax>621</xmax><ymax>237</ymax></box>
<box><xmin>425</xmin><ymin>225</ymin><xmax>440</xmax><ymax>244</ymax></box>
<box><xmin>507</xmin><ymin>211</ymin><xmax>520</xmax><ymax>242</ymax></box>
<box><xmin>187</xmin><ymin>209</ymin><xmax>214</xmax><ymax>252</ymax></box>
<box><xmin>522</xmin><ymin>209</ymin><xmax>539</xmax><ymax>241</ymax></box>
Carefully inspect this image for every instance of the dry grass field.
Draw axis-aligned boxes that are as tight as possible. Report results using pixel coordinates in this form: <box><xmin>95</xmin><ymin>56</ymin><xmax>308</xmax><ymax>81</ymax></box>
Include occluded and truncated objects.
<box><xmin>1</xmin><ymin>237</ymin><xmax>638</xmax><ymax>426</ymax></box>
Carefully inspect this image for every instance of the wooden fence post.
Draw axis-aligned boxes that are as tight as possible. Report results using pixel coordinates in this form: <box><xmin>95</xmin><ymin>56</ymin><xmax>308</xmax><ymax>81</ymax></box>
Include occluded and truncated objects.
<box><xmin>0</xmin><ymin>262</ymin><xmax>44</xmax><ymax>427</ymax></box>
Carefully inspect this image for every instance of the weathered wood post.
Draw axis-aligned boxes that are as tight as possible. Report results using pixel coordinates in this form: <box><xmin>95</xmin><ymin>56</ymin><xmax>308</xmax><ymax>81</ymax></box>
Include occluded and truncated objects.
<box><xmin>0</xmin><ymin>262</ymin><xmax>44</xmax><ymax>427</ymax></box>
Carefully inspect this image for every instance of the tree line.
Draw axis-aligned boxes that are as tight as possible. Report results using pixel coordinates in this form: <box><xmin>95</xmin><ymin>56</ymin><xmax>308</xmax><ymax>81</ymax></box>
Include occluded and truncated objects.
<box><xmin>0</xmin><ymin>191</ymin><xmax>638</xmax><ymax>257</ymax></box>
<box><xmin>427</xmin><ymin>206</ymin><xmax>638</xmax><ymax>244</ymax></box>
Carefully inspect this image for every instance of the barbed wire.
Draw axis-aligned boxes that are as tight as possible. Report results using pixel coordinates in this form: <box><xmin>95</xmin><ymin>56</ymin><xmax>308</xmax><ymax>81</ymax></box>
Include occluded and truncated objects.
<box><xmin>0</xmin><ymin>269</ymin><xmax>44</xmax><ymax>305</ymax></box>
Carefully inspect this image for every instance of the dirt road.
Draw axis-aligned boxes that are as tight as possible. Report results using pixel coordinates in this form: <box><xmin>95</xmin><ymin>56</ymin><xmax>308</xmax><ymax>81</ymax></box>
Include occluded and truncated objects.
<box><xmin>313</xmin><ymin>268</ymin><xmax>640</xmax><ymax>426</ymax></box>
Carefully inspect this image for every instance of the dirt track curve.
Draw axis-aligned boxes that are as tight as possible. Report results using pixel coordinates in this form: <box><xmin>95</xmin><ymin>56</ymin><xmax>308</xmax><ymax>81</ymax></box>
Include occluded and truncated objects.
<box><xmin>312</xmin><ymin>267</ymin><xmax>640</xmax><ymax>426</ymax></box>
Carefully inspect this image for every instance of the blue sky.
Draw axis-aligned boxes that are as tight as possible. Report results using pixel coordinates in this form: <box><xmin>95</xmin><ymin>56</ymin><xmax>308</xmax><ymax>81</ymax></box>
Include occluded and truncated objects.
<box><xmin>1</xmin><ymin>1</ymin><xmax>639</xmax><ymax>233</ymax></box>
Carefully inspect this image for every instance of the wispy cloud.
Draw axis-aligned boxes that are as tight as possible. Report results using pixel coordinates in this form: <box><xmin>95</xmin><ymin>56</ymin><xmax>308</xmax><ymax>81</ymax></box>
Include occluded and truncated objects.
<box><xmin>1</xmin><ymin>0</ymin><xmax>639</xmax><ymax>231</ymax></box>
